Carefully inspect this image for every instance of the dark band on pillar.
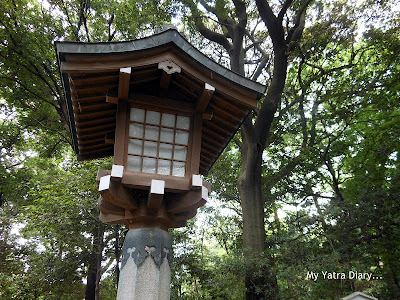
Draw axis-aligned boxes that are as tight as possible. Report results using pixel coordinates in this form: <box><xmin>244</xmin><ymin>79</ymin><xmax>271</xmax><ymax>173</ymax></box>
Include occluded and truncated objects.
<box><xmin>120</xmin><ymin>228</ymin><xmax>173</xmax><ymax>270</ymax></box>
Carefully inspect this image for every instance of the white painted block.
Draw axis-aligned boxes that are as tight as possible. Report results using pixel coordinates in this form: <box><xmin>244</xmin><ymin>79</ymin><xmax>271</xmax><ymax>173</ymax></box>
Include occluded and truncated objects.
<box><xmin>191</xmin><ymin>174</ymin><xmax>202</xmax><ymax>188</ymax></box>
<box><xmin>120</xmin><ymin>67</ymin><xmax>131</xmax><ymax>74</ymax></box>
<box><xmin>158</xmin><ymin>60</ymin><xmax>181</xmax><ymax>74</ymax></box>
<box><xmin>99</xmin><ymin>175</ymin><xmax>111</xmax><ymax>191</ymax></box>
<box><xmin>201</xmin><ymin>186</ymin><xmax>209</xmax><ymax>201</ymax></box>
<box><xmin>150</xmin><ymin>179</ymin><xmax>165</xmax><ymax>195</ymax></box>
<box><xmin>205</xmin><ymin>83</ymin><xmax>215</xmax><ymax>91</ymax></box>
<box><xmin>111</xmin><ymin>165</ymin><xmax>124</xmax><ymax>178</ymax></box>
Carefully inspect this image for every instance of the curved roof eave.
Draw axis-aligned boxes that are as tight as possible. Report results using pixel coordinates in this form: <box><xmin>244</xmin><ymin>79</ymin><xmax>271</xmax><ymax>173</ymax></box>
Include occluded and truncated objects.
<box><xmin>55</xmin><ymin>28</ymin><xmax>266</xmax><ymax>99</ymax></box>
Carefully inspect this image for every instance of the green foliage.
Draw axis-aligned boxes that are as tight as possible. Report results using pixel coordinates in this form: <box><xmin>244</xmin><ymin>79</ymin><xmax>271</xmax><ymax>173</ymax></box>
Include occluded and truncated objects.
<box><xmin>0</xmin><ymin>154</ymin><xmax>113</xmax><ymax>299</ymax></box>
<box><xmin>171</xmin><ymin>216</ymin><xmax>246</xmax><ymax>299</ymax></box>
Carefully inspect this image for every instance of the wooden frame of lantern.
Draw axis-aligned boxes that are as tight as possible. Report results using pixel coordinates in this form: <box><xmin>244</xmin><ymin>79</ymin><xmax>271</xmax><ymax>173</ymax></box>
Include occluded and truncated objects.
<box><xmin>96</xmin><ymin>62</ymin><xmax>213</xmax><ymax>229</ymax></box>
<box><xmin>56</xmin><ymin>27</ymin><xmax>265</xmax><ymax>230</ymax></box>
<box><xmin>92</xmin><ymin>60</ymin><xmax>212</xmax><ymax>229</ymax></box>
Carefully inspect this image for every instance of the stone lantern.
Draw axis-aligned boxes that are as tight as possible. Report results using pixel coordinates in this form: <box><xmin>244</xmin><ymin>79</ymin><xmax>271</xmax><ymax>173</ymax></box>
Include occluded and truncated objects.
<box><xmin>56</xmin><ymin>26</ymin><xmax>265</xmax><ymax>299</ymax></box>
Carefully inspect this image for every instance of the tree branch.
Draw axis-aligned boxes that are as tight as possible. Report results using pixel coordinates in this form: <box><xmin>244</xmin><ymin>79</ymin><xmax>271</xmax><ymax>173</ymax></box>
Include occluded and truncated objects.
<box><xmin>183</xmin><ymin>0</ymin><xmax>232</xmax><ymax>52</ymax></box>
<box><xmin>189</xmin><ymin>16</ymin><xmax>232</xmax><ymax>52</ymax></box>
<box><xmin>278</xmin><ymin>0</ymin><xmax>294</xmax><ymax>22</ymax></box>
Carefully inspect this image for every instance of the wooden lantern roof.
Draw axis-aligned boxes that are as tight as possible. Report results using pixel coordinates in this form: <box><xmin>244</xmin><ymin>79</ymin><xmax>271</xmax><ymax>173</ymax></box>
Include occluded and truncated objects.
<box><xmin>56</xmin><ymin>27</ymin><xmax>265</xmax><ymax>175</ymax></box>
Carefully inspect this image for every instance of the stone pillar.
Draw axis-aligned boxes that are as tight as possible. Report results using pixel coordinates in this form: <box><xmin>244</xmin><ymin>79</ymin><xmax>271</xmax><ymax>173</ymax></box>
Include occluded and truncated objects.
<box><xmin>117</xmin><ymin>228</ymin><xmax>172</xmax><ymax>300</ymax></box>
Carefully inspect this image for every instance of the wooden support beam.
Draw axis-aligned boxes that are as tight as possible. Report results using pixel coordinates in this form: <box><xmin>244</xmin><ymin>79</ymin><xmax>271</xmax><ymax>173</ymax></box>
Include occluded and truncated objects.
<box><xmin>73</xmin><ymin>102</ymin><xmax>111</xmax><ymax>114</ymax></box>
<box><xmin>60</xmin><ymin>52</ymin><xmax>171</xmax><ymax>73</ymax></box>
<box><xmin>147</xmin><ymin>179</ymin><xmax>165</xmax><ymax>209</ymax></box>
<box><xmin>196</xmin><ymin>83</ymin><xmax>214</xmax><ymax>114</ymax></box>
<box><xmin>209</xmin><ymin>103</ymin><xmax>242</xmax><ymax>123</ymax></box>
<box><xmin>206</xmin><ymin>121</ymin><xmax>231</xmax><ymax>136</ymax></box>
<box><xmin>78</xmin><ymin>142</ymin><xmax>112</xmax><ymax>152</ymax></box>
<box><xmin>200</xmin><ymin>153</ymin><xmax>214</xmax><ymax>164</ymax></box>
<box><xmin>201</xmin><ymin>143</ymin><xmax>219</xmax><ymax>157</ymax></box>
<box><xmin>61</xmin><ymin>53</ymin><xmax>259</xmax><ymax>109</ymax></box>
<box><xmin>72</xmin><ymin>74</ymin><xmax>119</xmax><ymax>88</ymax></box>
<box><xmin>165</xmin><ymin>52</ymin><xmax>257</xmax><ymax>109</ymax></box>
<box><xmin>98</xmin><ymin>196</ymin><xmax>125</xmax><ymax>215</ymax></box>
<box><xmin>77</xmin><ymin>122</ymin><xmax>114</xmax><ymax>134</ymax></box>
<box><xmin>75</xmin><ymin>83</ymin><xmax>118</xmax><ymax>95</ymax></box>
<box><xmin>74</xmin><ymin>108</ymin><xmax>117</xmax><ymax>121</ymax></box>
<box><xmin>172</xmin><ymin>80</ymin><xmax>198</xmax><ymax>98</ymax></box>
<box><xmin>190</xmin><ymin>113</ymin><xmax>202</xmax><ymax>175</ymax></box>
<box><xmin>127</xmin><ymin>93</ymin><xmax>195</xmax><ymax>114</ymax></box>
<box><xmin>77</xmin><ymin>151</ymin><xmax>113</xmax><ymax>161</ymax></box>
<box><xmin>202</xmin><ymin>108</ymin><xmax>213</xmax><ymax>120</ymax></box>
<box><xmin>118</xmin><ymin>67</ymin><xmax>131</xmax><ymax>100</ymax></box>
<box><xmin>121</xmin><ymin>171</ymin><xmax>191</xmax><ymax>192</ymax></box>
<box><xmin>106</xmin><ymin>90</ymin><xmax>195</xmax><ymax>114</ymax></box>
<box><xmin>202</xmin><ymin>134</ymin><xmax>225</xmax><ymax>149</ymax></box>
<box><xmin>99</xmin><ymin>212</ymin><xmax>125</xmax><ymax>224</ymax></box>
<box><xmin>114</xmin><ymin>101</ymin><xmax>128</xmax><ymax>165</ymax></box>
<box><xmin>212</xmin><ymin>114</ymin><xmax>238</xmax><ymax>130</ymax></box>
<box><xmin>166</xmin><ymin>186</ymin><xmax>208</xmax><ymax>213</ymax></box>
<box><xmin>202</xmin><ymin>126</ymin><xmax>226</xmax><ymax>140</ymax></box>
<box><xmin>159</xmin><ymin>71</ymin><xmax>171</xmax><ymax>97</ymax></box>
<box><xmin>76</xmin><ymin>116</ymin><xmax>115</xmax><ymax>128</ymax></box>
<box><xmin>174</xmin><ymin>209</ymin><xmax>198</xmax><ymax>221</ymax></box>
<box><xmin>78</xmin><ymin>131</ymin><xmax>115</xmax><ymax>143</ymax></box>
<box><xmin>106</xmin><ymin>94</ymin><xmax>118</xmax><ymax>104</ymax></box>
<box><xmin>72</xmin><ymin>95</ymin><xmax>105</xmax><ymax>105</ymax></box>
<box><xmin>79</xmin><ymin>144</ymin><xmax>113</xmax><ymax>155</ymax></box>
<box><xmin>99</xmin><ymin>175</ymin><xmax>137</xmax><ymax>210</ymax></box>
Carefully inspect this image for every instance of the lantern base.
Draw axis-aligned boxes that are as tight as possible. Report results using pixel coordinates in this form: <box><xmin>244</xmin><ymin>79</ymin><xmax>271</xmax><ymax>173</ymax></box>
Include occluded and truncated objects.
<box><xmin>117</xmin><ymin>228</ymin><xmax>172</xmax><ymax>300</ymax></box>
<box><xmin>97</xmin><ymin>169</ymin><xmax>210</xmax><ymax>229</ymax></box>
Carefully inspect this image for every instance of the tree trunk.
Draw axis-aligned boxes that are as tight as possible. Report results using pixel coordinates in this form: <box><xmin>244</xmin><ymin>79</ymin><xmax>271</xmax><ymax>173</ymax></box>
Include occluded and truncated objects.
<box><xmin>238</xmin><ymin>123</ymin><xmax>279</xmax><ymax>300</ymax></box>
<box><xmin>85</xmin><ymin>222</ymin><xmax>104</xmax><ymax>300</ymax></box>
<box><xmin>95</xmin><ymin>223</ymin><xmax>104</xmax><ymax>300</ymax></box>
<box><xmin>184</xmin><ymin>1</ymin><xmax>309</xmax><ymax>298</ymax></box>
<box><xmin>85</xmin><ymin>260</ymin><xmax>96</xmax><ymax>300</ymax></box>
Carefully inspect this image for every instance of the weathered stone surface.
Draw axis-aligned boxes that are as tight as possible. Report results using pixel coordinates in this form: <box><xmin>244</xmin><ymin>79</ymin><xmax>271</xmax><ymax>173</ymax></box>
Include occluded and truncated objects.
<box><xmin>120</xmin><ymin>228</ymin><xmax>173</xmax><ymax>270</ymax></box>
<box><xmin>117</xmin><ymin>228</ymin><xmax>172</xmax><ymax>300</ymax></box>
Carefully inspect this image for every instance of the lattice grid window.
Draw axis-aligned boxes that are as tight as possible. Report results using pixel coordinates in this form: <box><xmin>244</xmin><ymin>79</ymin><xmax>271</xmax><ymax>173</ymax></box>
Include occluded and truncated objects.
<box><xmin>127</xmin><ymin>108</ymin><xmax>190</xmax><ymax>177</ymax></box>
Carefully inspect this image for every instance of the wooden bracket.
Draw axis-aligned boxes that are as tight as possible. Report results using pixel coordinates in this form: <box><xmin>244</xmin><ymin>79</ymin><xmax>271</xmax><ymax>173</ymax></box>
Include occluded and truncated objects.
<box><xmin>174</xmin><ymin>209</ymin><xmax>198</xmax><ymax>221</ymax></box>
<box><xmin>196</xmin><ymin>83</ymin><xmax>215</xmax><ymax>114</ymax></box>
<box><xmin>118</xmin><ymin>67</ymin><xmax>131</xmax><ymax>100</ymax></box>
<box><xmin>159</xmin><ymin>71</ymin><xmax>171</xmax><ymax>97</ymax></box>
<box><xmin>99</xmin><ymin>175</ymin><xmax>137</xmax><ymax>210</ymax></box>
<box><xmin>99</xmin><ymin>211</ymin><xmax>125</xmax><ymax>224</ymax></box>
<box><xmin>147</xmin><ymin>179</ymin><xmax>165</xmax><ymax>209</ymax></box>
<box><xmin>166</xmin><ymin>185</ymin><xmax>208</xmax><ymax>214</ymax></box>
<box><xmin>98</xmin><ymin>196</ymin><xmax>125</xmax><ymax>215</ymax></box>
<box><xmin>158</xmin><ymin>60</ymin><xmax>181</xmax><ymax>74</ymax></box>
